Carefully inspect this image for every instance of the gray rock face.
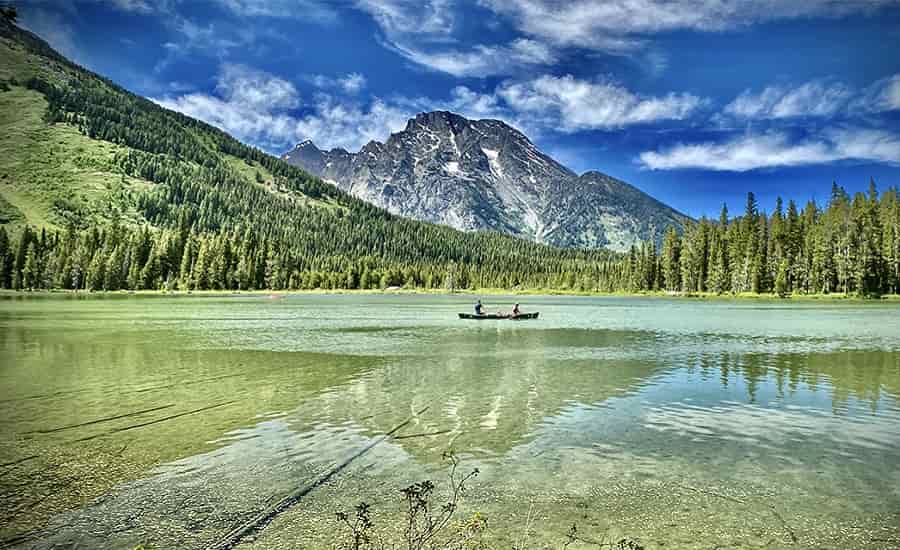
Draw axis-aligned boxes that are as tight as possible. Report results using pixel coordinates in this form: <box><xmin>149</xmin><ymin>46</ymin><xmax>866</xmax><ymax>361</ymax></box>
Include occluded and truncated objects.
<box><xmin>282</xmin><ymin>111</ymin><xmax>689</xmax><ymax>251</ymax></box>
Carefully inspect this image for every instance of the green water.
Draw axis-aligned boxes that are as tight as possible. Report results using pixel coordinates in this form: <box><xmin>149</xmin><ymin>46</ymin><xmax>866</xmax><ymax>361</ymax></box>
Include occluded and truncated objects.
<box><xmin>1</xmin><ymin>294</ymin><xmax>899</xmax><ymax>549</ymax></box>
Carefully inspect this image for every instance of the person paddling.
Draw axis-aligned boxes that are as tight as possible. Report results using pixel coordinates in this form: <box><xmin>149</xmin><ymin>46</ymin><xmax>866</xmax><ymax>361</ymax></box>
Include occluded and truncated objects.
<box><xmin>474</xmin><ymin>300</ymin><xmax>484</xmax><ymax>315</ymax></box>
<box><xmin>511</xmin><ymin>303</ymin><xmax>520</xmax><ymax>317</ymax></box>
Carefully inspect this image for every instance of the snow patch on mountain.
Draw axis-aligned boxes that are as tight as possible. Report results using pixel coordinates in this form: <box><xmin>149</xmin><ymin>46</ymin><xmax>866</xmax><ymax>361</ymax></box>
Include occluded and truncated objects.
<box><xmin>282</xmin><ymin>110</ymin><xmax>689</xmax><ymax>251</ymax></box>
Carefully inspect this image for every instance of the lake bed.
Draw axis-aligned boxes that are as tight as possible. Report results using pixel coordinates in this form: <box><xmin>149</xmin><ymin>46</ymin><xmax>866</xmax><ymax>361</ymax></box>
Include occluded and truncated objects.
<box><xmin>1</xmin><ymin>294</ymin><xmax>899</xmax><ymax>549</ymax></box>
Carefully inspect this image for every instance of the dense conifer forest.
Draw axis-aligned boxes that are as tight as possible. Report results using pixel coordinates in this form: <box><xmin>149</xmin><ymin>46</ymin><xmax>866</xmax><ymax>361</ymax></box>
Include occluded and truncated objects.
<box><xmin>1</xmin><ymin>18</ymin><xmax>897</xmax><ymax>296</ymax></box>
<box><xmin>2</xmin><ymin>183</ymin><xmax>898</xmax><ymax>295</ymax></box>
<box><xmin>637</xmin><ymin>185</ymin><xmax>900</xmax><ymax>297</ymax></box>
<box><xmin>0</xmin><ymin>18</ymin><xmax>617</xmax><ymax>292</ymax></box>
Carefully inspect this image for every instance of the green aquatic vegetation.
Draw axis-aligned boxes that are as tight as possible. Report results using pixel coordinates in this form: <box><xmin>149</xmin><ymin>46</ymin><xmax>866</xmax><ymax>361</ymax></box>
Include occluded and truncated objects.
<box><xmin>332</xmin><ymin>454</ymin><xmax>646</xmax><ymax>550</ymax></box>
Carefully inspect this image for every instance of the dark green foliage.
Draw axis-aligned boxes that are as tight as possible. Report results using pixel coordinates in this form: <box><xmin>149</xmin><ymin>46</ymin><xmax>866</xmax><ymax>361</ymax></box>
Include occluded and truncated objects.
<box><xmin>5</xmin><ymin>185</ymin><xmax>898</xmax><ymax>295</ymax></box>
<box><xmin>0</xmin><ymin>21</ymin><xmax>896</xmax><ymax>297</ymax></box>
<box><xmin>0</xmin><ymin>19</ymin><xmax>623</xmax><ymax>292</ymax></box>
<box><xmin>639</xmin><ymin>188</ymin><xmax>900</xmax><ymax>296</ymax></box>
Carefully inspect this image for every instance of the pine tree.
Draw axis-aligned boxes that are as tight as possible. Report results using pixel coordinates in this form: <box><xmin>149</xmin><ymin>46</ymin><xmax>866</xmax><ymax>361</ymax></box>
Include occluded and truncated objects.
<box><xmin>86</xmin><ymin>251</ymin><xmax>106</xmax><ymax>291</ymax></box>
<box><xmin>104</xmin><ymin>246</ymin><xmax>125</xmax><ymax>290</ymax></box>
<box><xmin>708</xmin><ymin>204</ymin><xmax>730</xmax><ymax>294</ymax></box>
<box><xmin>753</xmin><ymin>214</ymin><xmax>768</xmax><ymax>293</ymax></box>
<box><xmin>882</xmin><ymin>187</ymin><xmax>900</xmax><ymax>294</ymax></box>
<box><xmin>12</xmin><ymin>226</ymin><xmax>32</xmax><ymax>290</ymax></box>
<box><xmin>661</xmin><ymin>226</ymin><xmax>681</xmax><ymax>291</ymax></box>
<box><xmin>179</xmin><ymin>238</ymin><xmax>195</xmax><ymax>290</ymax></box>
<box><xmin>856</xmin><ymin>180</ymin><xmax>885</xmax><ymax>295</ymax></box>
<box><xmin>21</xmin><ymin>242</ymin><xmax>38</xmax><ymax>290</ymax></box>
<box><xmin>0</xmin><ymin>226</ymin><xmax>11</xmax><ymax>289</ymax></box>
<box><xmin>775</xmin><ymin>259</ymin><xmax>789</xmax><ymax>298</ymax></box>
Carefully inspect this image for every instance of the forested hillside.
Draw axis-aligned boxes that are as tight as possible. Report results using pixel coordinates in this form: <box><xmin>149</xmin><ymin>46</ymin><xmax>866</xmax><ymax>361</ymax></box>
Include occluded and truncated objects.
<box><xmin>0</xmin><ymin>17</ymin><xmax>897</xmax><ymax>296</ymax></box>
<box><xmin>0</xmin><ymin>17</ymin><xmax>622</xmax><ymax>292</ymax></box>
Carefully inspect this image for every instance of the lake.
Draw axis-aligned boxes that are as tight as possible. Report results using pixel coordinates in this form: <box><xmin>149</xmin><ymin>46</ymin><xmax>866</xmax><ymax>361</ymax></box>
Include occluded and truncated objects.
<box><xmin>1</xmin><ymin>294</ymin><xmax>899</xmax><ymax>549</ymax></box>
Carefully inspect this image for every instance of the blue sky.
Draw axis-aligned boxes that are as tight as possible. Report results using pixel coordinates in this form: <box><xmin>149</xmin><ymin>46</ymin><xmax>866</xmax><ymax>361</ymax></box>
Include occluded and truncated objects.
<box><xmin>18</xmin><ymin>0</ymin><xmax>900</xmax><ymax>218</ymax></box>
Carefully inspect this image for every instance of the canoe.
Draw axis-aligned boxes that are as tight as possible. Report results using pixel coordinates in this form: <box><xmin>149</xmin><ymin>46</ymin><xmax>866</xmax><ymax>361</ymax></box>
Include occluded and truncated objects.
<box><xmin>458</xmin><ymin>312</ymin><xmax>539</xmax><ymax>320</ymax></box>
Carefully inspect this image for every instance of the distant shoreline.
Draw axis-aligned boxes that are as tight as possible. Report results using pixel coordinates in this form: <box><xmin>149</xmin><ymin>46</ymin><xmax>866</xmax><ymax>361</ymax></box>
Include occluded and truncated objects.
<box><xmin>2</xmin><ymin>289</ymin><xmax>898</xmax><ymax>301</ymax></box>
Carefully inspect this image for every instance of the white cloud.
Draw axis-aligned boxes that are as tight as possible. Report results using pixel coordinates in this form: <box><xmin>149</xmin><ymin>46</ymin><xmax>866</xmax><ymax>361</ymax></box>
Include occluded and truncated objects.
<box><xmin>357</xmin><ymin>0</ymin><xmax>556</xmax><ymax>77</ymax></box>
<box><xmin>294</xmin><ymin>96</ymin><xmax>412</xmax><ymax>151</ymax></box>
<box><xmin>724</xmin><ymin>75</ymin><xmax>900</xmax><ymax>120</ymax></box>
<box><xmin>154</xmin><ymin>64</ymin><xmax>301</xmax><ymax>149</ymax></box>
<box><xmin>154</xmin><ymin>64</ymin><xmax>409</xmax><ymax>152</ymax></box>
<box><xmin>216</xmin><ymin>63</ymin><xmax>299</xmax><ymax>110</ymax></box>
<box><xmin>106</xmin><ymin>0</ymin><xmax>154</xmax><ymax>13</ymax></box>
<box><xmin>388</xmin><ymin>38</ymin><xmax>557</xmax><ymax>77</ymax></box>
<box><xmin>639</xmin><ymin>129</ymin><xmax>900</xmax><ymax>171</ymax></box>
<box><xmin>310</xmin><ymin>73</ymin><xmax>368</xmax><ymax>94</ymax></box>
<box><xmin>444</xmin><ymin>86</ymin><xmax>504</xmax><ymax>119</ymax></box>
<box><xmin>879</xmin><ymin>76</ymin><xmax>900</xmax><ymax>110</ymax></box>
<box><xmin>339</xmin><ymin>73</ymin><xmax>367</xmax><ymax>94</ymax></box>
<box><xmin>497</xmin><ymin>74</ymin><xmax>704</xmax><ymax>131</ymax></box>
<box><xmin>156</xmin><ymin>62</ymin><xmax>709</xmax><ymax>153</ymax></box>
<box><xmin>725</xmin><ymin>81</ymin><xmax>853</xmax><ymax>119</ymax></box>
<box><xmin>356</xmin><ymin>0</ymin><xmax>456</xmax><ymax>38</ymax></box>
<box><xmin>857</xmin><ymin>74</ymin><xmax>900</xmax><ymax>113</ymax></box>
<box><xmin>213</xmin><ymin>0</ymin><xmax>338</xmax><ymax>22</ymax></box>
<box><xmin>481</xmin><ymin>0</ymin><xmax>900</xmax><ymax>52</ymax></box>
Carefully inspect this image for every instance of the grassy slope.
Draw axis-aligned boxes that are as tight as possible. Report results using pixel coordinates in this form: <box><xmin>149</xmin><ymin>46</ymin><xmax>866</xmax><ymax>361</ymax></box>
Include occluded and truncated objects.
<box><xmin>0</xmin><ymin>86</ymin><xmax>155</xmax><ymax>230</ymax></box>
<box><xmin>0</xmin><ymin>28</ymin><xmax>340</xmax><ymax>234</ymax></box>
<box><xmin>0</xmin><ymin>32</ymin><xmax>153</xmax><ymax>231</ymax></box>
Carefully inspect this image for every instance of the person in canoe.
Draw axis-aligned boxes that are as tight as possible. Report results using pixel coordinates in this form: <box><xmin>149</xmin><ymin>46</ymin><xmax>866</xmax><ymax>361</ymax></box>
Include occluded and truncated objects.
<box><xmin>474</xmin><ymin>300</ymin><xmax>485</xmax><ymax>315</ymax></box>
<box><xmin>511</xmin><ymin>303</ymin><xmax>521</xmax><ymax>317</ymax></box>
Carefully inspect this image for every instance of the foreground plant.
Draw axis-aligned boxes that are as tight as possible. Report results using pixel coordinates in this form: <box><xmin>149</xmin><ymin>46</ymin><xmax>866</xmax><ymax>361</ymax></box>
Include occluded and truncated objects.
<box><xmin>335</xmin><ymin>451</ymin><xmax>484</xmax><ymax>550</ymax></box>
<box><xmin>334</xmin><ymin>452</ymin><xmax>645</xmax><ymax>550</ymax></box>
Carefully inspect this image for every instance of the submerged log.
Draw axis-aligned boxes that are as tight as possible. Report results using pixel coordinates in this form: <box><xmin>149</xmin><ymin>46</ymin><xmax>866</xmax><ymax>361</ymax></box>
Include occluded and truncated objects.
<box><xmin>206</xmin><ymin>405</ymin><xmax>431</xmax><ymax>550</ymax></box>
<box><xmin>394</xmin><ymin>429</ymin><xmax>452</xmax><ymax>440</ymax></box>
<box><xmin>22</xmin><ymin>404</ymin><xmax>175</xmax><ymax>435</ymax></box>
<box><xmin>71</xmin><ymin>401</ymin><xmax>236</xmax><ymax>443</ymax></box>
<box><xmin>0</xmin><ymin>455</ymin><xmax>39</xmax><ymax>469</ymax></box>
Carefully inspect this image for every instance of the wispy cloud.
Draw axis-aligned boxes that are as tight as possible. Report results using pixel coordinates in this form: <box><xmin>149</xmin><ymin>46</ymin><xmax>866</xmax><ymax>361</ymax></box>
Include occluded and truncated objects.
<box><xmin>387</xmin><ymin>38</ymin><xmax>557</xmax><ymax>78</ymax></box>
<box><xmin>154</xmin><ymin>64</ymin><xmax>301</xmax><ymax>150</ymax></box>
<box><xmin>855</xmin><ymin>74</ymin><xmax>900</xmax><ymax>113</ymax></box>
<box><xmin>356</xmin><ymin>0</ymin><xmax>557</xmax><ymax>77</ymax></box>
<box><xmin>106</xmin><ymin>0</ymin><xmax>154</xmax><ymax>13</ymax></box>
<box><xmin>356</xmin><ymin>0</ymin><xmax>456</xmax><ymax>38</ymax></box>
<box><xmin>309</xmin><ymin>73</ymin><xmax>368</xmax><ymax>95</ymax></box>
<box><xmin>724</xmin><ymin>75</ymin><xmax>900</xmax><ymax>120</ymax></box>
<box><xmin>498</xmin><ymin>75</ymin><xmax>705</xmax><ymax>131</ymax></box>
<box><xmin>639</xmin><ymin>128</ymin><xmax>900</xmax><ymax>171</ymax></box>
<box><xmin>481</xmin><ymin>0</ymin><xmax>900</xmax><ymax>52</ymax></box>
<box><xmin>154</xmin><ymin>64</ymin><xmax>410</xmax><ymax>152</ymax></box>
<box><xmin>294</xmin><ymin>96</ymin><xmax>412</xmax><ymax>151</ymax></box>
<box><xmin>154</xmin><ymin>16</ymin><xmax>266</xmax><ymax>73</ymax></box>
<box><xmin>213</xmin><ymin>0</ymin><xmax>338</xmax><ymax>22</ymax></box>
<box><xmin>725</xmin><ymin>81</ymin><xmax>854</xmax><ymax>119</ymax></box>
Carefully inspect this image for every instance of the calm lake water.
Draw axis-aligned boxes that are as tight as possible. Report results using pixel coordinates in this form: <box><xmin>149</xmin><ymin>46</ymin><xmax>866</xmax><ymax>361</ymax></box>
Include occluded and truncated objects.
<box><xmin>1</xmin><ymin>294</ymin><xmax>899</xmax><ymax>549</ymax></box>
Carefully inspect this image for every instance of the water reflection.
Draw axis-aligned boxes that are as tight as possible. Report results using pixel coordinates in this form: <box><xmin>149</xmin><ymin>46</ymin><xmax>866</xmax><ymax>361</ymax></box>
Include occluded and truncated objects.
<box><xmin>1</xmin><ymin>296</ymin><xmax>899</xmax><ymax>549</ymax></box>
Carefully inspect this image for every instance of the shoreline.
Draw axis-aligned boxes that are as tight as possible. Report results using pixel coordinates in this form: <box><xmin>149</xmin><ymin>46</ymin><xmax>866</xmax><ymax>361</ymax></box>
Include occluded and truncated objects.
<box><xmin>2</xmin><ymin>288</ymin><xmax>898</xmax><ymax>301</ymax></box>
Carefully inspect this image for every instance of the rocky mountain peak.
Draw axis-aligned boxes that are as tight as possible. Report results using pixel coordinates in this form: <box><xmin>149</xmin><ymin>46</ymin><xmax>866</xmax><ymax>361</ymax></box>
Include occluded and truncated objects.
<box><xmin>282</xmin><ymin>110</ymin><xmax>689</xmax><ymax>251</ymax></box>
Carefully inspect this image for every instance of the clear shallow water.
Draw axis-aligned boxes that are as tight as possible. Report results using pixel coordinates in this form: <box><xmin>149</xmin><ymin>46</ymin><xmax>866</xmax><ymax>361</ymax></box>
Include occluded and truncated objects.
<box><xmin>1</xmin><ymin>294</ymin><xmax>899</xmax><ymax>549</ymax></box>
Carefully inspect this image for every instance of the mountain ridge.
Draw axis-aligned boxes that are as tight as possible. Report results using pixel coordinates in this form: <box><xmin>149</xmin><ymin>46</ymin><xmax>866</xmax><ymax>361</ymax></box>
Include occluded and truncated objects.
<box><xmin>0</xmin><ymin>17</ymin><xmax>626</xmax><ymax>299</ymax></box>
<box><xmin>283</xmin><ymin>110</ymin><xmax>690</xmax><ymax>251</ymax></box>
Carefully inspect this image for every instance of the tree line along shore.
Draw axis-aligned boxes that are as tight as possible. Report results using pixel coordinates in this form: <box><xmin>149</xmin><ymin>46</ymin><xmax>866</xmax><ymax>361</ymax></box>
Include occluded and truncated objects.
<box><xmin>0</xmin><ymin>18</ymin><xmax>897</xmax><ymax>299</ymax></box>
<box><xmin>1</xmin><ymin>182</ymin><xmax>898</xmax><ymax>298</ymax></box>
